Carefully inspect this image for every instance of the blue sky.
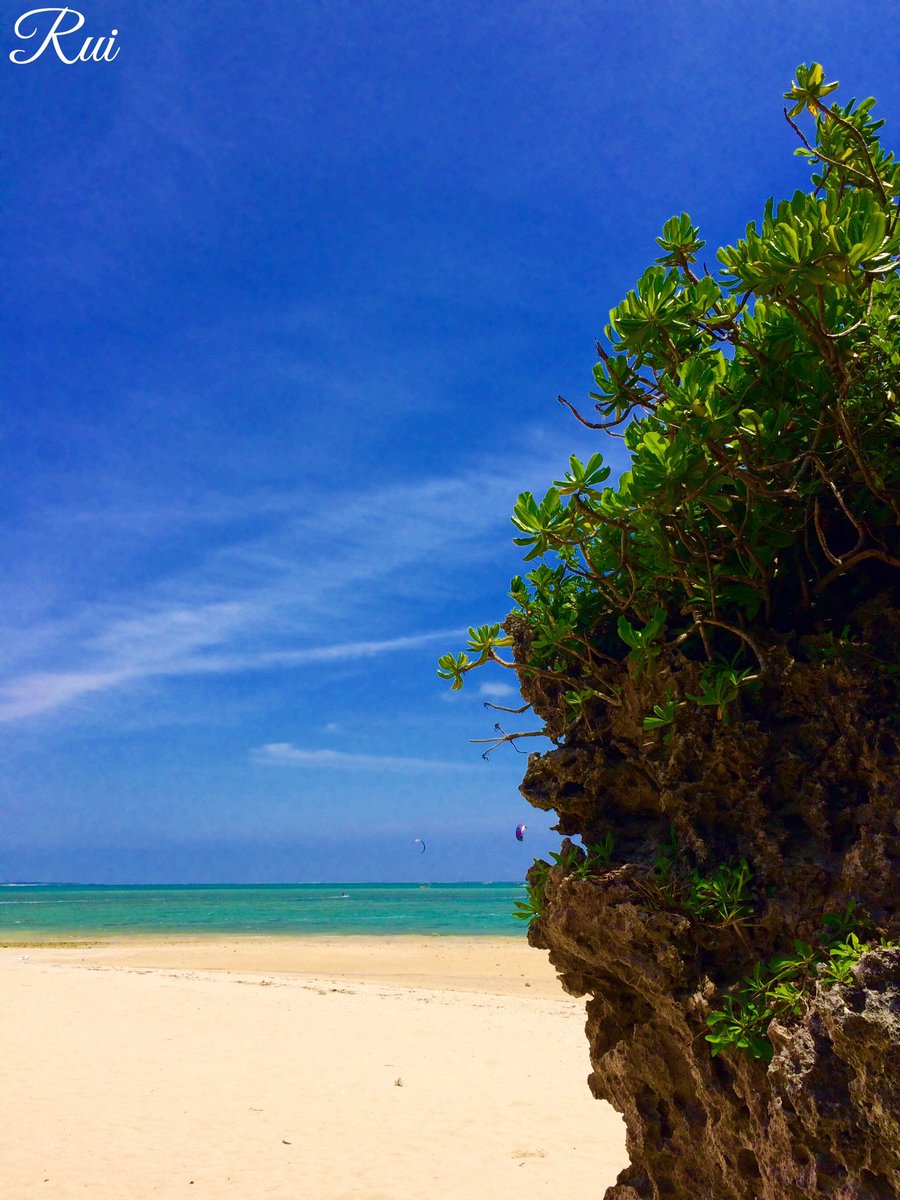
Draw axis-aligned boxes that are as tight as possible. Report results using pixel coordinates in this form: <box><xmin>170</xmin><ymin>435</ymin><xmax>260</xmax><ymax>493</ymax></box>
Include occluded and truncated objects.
<box><xmin>3</xmin><ymin>1</ymin><xmax>899</xmax><ymax>882</ymax></box>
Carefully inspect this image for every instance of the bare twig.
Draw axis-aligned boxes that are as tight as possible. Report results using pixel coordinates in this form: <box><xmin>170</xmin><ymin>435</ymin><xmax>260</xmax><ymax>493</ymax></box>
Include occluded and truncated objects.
<box><xmin>470</xmin><ymin>725</ymin><xmax>553</xmax><ymax>760</ymax></box>
<box><xmin>810</xmin><ymin>548</ymin><xmax>900</xmax><ymax>597</ymax></box>
<box><xmin>556</xmin><ymin>393</ymin><xmax>612</xmax><ymax>431</ymax></box>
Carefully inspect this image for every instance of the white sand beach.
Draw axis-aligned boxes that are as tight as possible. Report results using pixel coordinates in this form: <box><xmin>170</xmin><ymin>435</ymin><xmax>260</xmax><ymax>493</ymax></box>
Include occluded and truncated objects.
<box><xmin>1</xmin><ymin>937</ymin><xmax>628</xmax><ymax>1198</ymax></box>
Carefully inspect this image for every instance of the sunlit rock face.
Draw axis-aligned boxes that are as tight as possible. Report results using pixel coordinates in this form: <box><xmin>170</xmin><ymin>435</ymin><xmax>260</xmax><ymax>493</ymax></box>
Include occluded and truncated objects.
<box><xmin>511</xmin><ymin>595</ymin><xmax>899</xmax><ymax>1200</ymax></box>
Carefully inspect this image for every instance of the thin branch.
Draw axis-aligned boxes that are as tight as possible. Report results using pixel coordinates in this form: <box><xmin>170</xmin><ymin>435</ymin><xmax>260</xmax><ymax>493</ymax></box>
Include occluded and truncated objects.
<box><xmin>676</xmin><ymin>251</ymin><xmax>699</xmax><ymax>285</ymax></box>
<box><xmin>813</xmin><ymin>496</ymin><xmax>845</xmax><ymax>566</ymax></box>
<box><xmin>783</xmin><ymin>295</ymin><xmax>844</xmax><ymax>377</ymax></box>
<box><xmin>794</xmin><ymin>552</ymin><xmax>811</xmax><ymax>612</ymax></box>
<box><xmin>810</xmin><ymin>548</ymin><xmax>900</xmax><ymax>598</ymax></box>
<box><xmin>693</xmin><ymin>614</ymin><xmax>714</xmax><ymax>661</ymax></box>
<box><xmin>670</xmin><ymin>620</ymin><xmax>702</xmax><ymax>649</ymax></box>
<box><xmin>701</xmin><ymin>502</ymin><xmax>771</xmax><ymax>600</ymax></box>
<box><xmin>569</xmin><ymin>629</ymin><xmax>620</xmax><ymax>667</ymax></box>
<box><xmin>808</xmin><ymin>457</ymin><xmax>867</xmax><ymax>558</ymax></box>
<box><xmin>834</xmin><ymin>400</ymin><xmax>900</xmax><ymax>521</ymax></box>
<box><xmin>557</xmin><ymin>391</ymin><xmax>652</xmax><ymax>434</ymax></box>
<box><xmin>486</xmin><ymin>650</ymin><xmax>520</xmax><ymax>670</ymax></box>
<box><xmin>701</xmin><ymin>619</ymin><xmax>769</xmax><ymax>673</ymax></box>
<box><xmin>470</xmin><ymin>726</ymin><xmax>554</xmax><ymax>760</ymax></box>
<box><xmin>782</xmin><ymin>107</ymin><xmax>878</xmax><ymax>195</ymax></box>
<box><xmin>556</xmin><ymin>393</ymin><xmax>612</xmax><ymax>430</ymax></box>
<box><xmin>620</xmin><ymin>531</ymin><xmax>644</xmax><ymax>616</ymax></box>
<box><xmin>809</xmin><ymin>99</ymin><xmax>890</xmax><ymax>208</ymax></box>
<box><xmin>825</xmin><ymin>279</ymin><xmax>875</xmax><ymax>339</ymax></box>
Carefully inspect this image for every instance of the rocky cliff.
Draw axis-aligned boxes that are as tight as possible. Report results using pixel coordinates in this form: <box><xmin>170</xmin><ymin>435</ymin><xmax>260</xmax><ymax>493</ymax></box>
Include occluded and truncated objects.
<box><xmin>512</xmin><ymin>595</ymin><xmax>900</xmax><ymax>1199</ymax></box>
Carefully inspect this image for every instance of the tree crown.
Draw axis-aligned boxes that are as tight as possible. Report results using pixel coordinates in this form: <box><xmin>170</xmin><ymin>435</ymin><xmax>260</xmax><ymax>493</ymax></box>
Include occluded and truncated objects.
<box><xmin>440</xmin><ymin>65</ymin><xmax>899</xmax><ymax>734</ymax></box>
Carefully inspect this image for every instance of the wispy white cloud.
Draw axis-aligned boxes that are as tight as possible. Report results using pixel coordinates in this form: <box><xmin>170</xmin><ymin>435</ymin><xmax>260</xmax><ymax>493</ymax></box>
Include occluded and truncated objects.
<box><xmin>253</xmin><ymin>742</ymin><xmax>481</xmax><ymax>772</ymax></box>
<box><xmin>0</xmin><ymin>437</ymin><xmax>595</xmax><ymax>725</ymax></box>
<box><xmin>477</xmin><ymin>680</ymin><xmax>517</xmax><ymax>698</ymax></box>
<box><xmin>0</xmin><ymin>669</ymin><xmax>138</xmax><ymax>722</ymax></box>
<box><xmin>0</xmin><ymin>629</ymin><xmax>460</xmax><ymax>723</ymax></box>
<box><xmin>240</xmin><ymin>630</ymin><xmax>464</xmax><ymax>668</ymax></box>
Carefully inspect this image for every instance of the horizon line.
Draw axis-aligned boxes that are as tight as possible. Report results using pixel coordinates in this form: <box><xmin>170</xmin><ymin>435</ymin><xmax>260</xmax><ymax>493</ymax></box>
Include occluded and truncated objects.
<box><xmin>0</xmin><ymin>878</ymin><xmax>526</xmax><ymax>887</ymax></box>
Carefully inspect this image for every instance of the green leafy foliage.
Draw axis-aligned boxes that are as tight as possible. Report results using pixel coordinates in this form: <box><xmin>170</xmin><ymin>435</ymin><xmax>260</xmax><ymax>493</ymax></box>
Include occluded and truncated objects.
<box><xmin>784</xmin><ymin>62</ymin><xmax>839</xmax><ymax>118</ymax></box>
<box><xmin>706</xmin><ymin>994</ymin><xmax>775</xmax><ymax>1062</ymax></box>
<box><xmin>513</xmin><ymin>859</ymin><xmax>550</xmax><ymax>925</ymax></box>
<box><xmin>647</xmin><ymin>823</ymin><xmax>681</xmax><ymax>905</ymax></box>
<box><xmin>685</xmin><ymin>662</ymin><xmax>759</xmax><ymax>725</ymax></box>
<box><xmin>821</xmin><ymin>900</ymin><xmax>860</xmax><ymax>939</ymax></box>
<box><xmin>573</xmin><ymin>835</ymin><xmax>616</xmax><ymax>876</ymax></box>
<box><xmin>705</xmin><ymin>918</ymin><xmax>897</xmax><ymax>1063</ymax></box>
<box><xmin>638</xmin><ymin>865</ymin><xmax>891</xmax><ymax>1063</ymax></box>
<box><xmin>818</xmin><ymin>933</ymin><xmax>870</xmax><ymax>986</ymax></box>
<box><xmin>617</xmin><ymin>609</ymin><xmax>666</xmax><ymax>675</ymax></box>
<box><xmin>641</xmin><ymin>690</ymin><xmax>684</xmax><ymax>744</ymax></box>
<box><xmin>437</xmin><ymin>624</ymin><xmax>513</xmax><ymax>690</ymax></box>
<box><xmin>685</xmin><ymin>858</ymin><xmax>754</xmax><ymax>926</ymax></box>
<box><xmin>645</xmin><ymin>844</ymin><xmax>755</xmax><ymax>926</ymax></box>
<box><xmin>440</xmin><ymin>66</ymin><xmax>899</xmax><ymax>739</ymax></box>
<box><xmin>513</xmin><ymin>837</ymin><xmax>615</xmax><ymax>924</ymax></box>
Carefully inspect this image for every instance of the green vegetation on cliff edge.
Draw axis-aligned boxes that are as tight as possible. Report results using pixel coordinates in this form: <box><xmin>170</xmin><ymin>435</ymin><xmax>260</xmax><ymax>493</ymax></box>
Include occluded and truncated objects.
<box><xmin>440</xmin><ymin>65</ymin><xmax>899</xmax><ymax>1060</ymax></box>
<box><xmin>441</xmin><ymin>63</ymin><xmax>898</xmax><ymax>718</ymax></box>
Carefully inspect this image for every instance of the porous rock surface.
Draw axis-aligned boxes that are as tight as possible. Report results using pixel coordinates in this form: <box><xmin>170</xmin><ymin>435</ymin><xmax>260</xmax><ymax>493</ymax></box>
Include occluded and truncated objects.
<box><xmin>512</xmin><ymin>597</ymin><xmax>899</xmax><ymax>1199</ymax></box>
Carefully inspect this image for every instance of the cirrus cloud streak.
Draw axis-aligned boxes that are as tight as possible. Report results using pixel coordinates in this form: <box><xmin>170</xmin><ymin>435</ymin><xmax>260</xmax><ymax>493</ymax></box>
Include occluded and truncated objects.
<box><xmin>253</xmin><ymin>742</ymin><xmax>484</xmax><ymax>772</ymax></box>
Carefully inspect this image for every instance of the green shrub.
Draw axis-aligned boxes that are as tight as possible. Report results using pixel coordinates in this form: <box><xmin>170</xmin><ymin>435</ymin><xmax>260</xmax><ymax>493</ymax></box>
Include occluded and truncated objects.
<box><xmin>706</xmin><ymin>924</ymin><xmax>898</xmax><ymax>1063</ymax></box>
<box><xmin>513</xmin><ymin>837</ymin><xmax>615</xmax><ymax>925</ymax></box>
<box><xmin>439</xmin><ymin>64</ymin><xmax>899</xmax><ymax>735</ymax></box>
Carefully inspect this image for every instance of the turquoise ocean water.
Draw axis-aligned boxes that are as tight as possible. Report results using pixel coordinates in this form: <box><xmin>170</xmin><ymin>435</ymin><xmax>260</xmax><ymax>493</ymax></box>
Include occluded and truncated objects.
<box><xmin>0</xmin><ymin>883</ymin><xmax>526</xmax><ymax>938</ymax></box>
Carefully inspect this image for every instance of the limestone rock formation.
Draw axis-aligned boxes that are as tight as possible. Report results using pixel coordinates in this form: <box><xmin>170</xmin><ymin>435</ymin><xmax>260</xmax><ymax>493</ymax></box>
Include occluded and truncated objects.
<box><xmin>514</xmin><ymin>598</ymin><xmax>899</xmax><ymax>1199</ymax></box>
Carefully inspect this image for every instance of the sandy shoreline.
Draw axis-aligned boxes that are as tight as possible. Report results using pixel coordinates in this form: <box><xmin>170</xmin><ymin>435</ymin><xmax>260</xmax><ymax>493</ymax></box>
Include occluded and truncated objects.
<box><xmin>0</xmin><ymin>934</ymin><xmax>567</xmax><ymax>999</ymax></box>
<box><xmin>2</xmin><ymin>936</ymin><xmax>628</xmax><ymax>1198</ymax></box>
